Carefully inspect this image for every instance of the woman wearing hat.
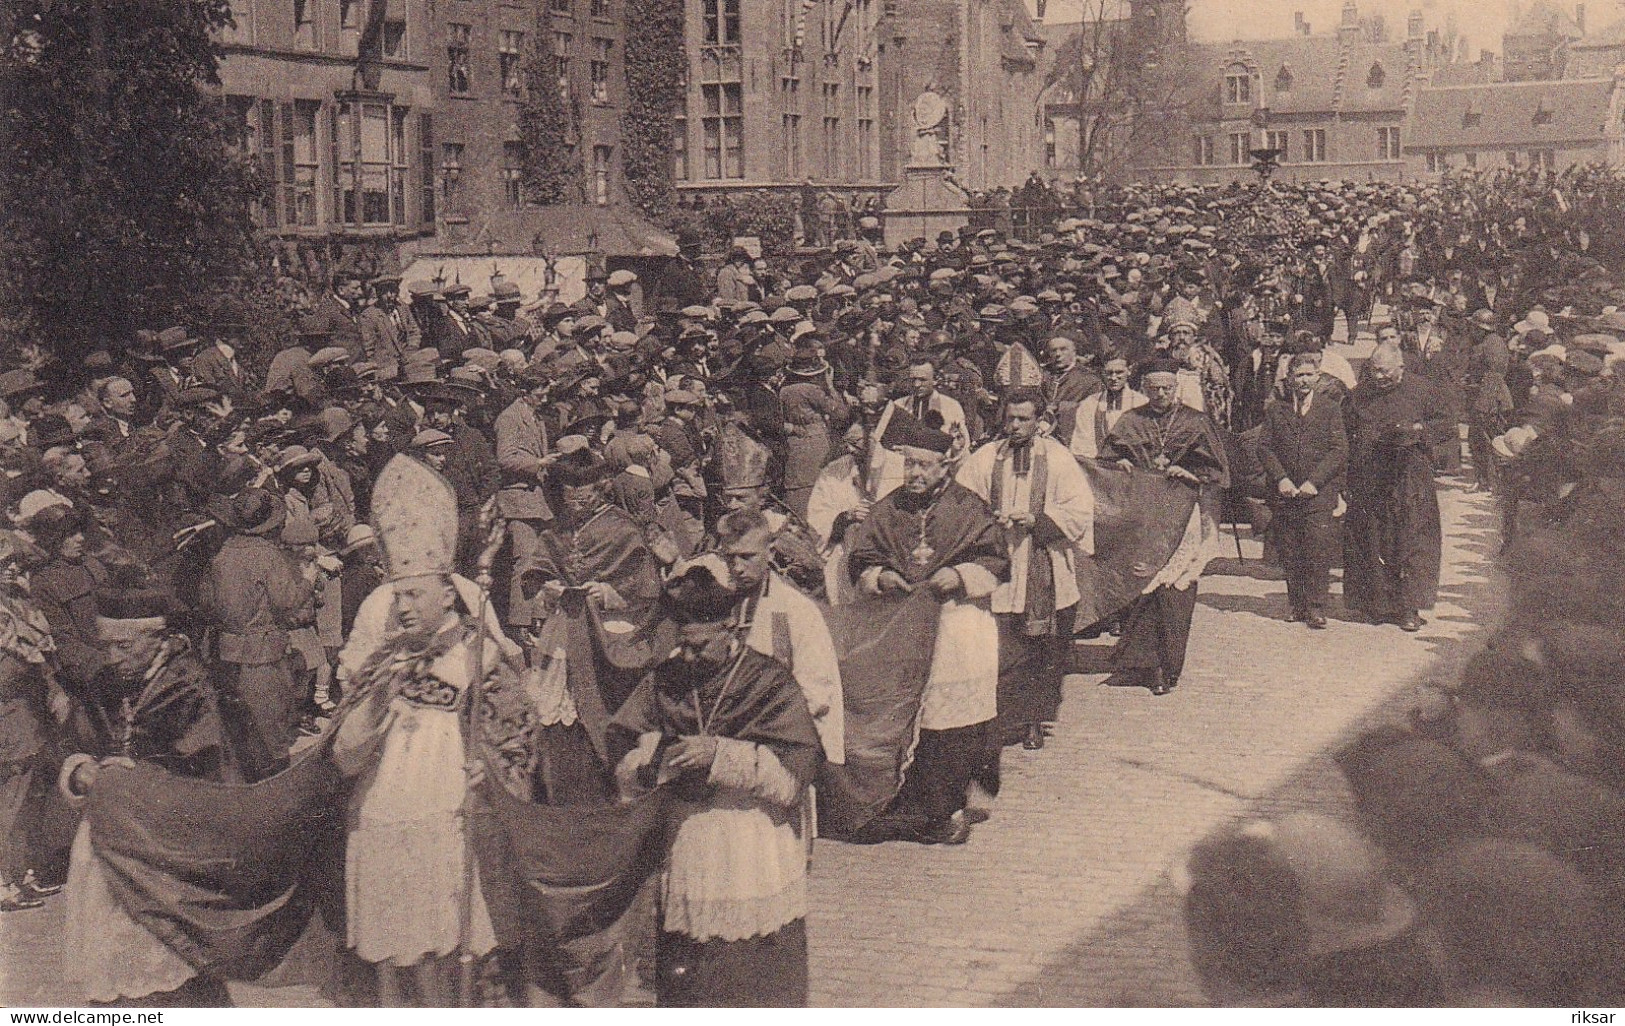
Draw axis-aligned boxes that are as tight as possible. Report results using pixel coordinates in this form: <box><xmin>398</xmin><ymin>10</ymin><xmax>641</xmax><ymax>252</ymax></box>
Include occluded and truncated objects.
<box><xmin>26</xmin><ymin>507</ymin><xmax>112</xmax><ymax>695</ymax></box>
<box><xmin>196</xmin><ymin>488</ymin><xmax>315</xmax><ymax>778</ymax></box>
<box><xmin>778</xmin><ymin>343</ymin><xmax>846</xmax><ymax>519</ymax></box>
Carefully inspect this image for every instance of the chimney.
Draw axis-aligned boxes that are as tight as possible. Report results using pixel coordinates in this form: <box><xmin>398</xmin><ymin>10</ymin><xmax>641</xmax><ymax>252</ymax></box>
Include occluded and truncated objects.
<box><xmin>1294</xmin><ymin>10</ymin><xmax>1305</xmax><ymax>33</ymax></box>
<box><xmin>1408</xmin><ymin>10</ymin><xmax>1424</xmax><ymax>39</ymax></box>
<box><xmin>1576</xmin><ymin>3</ymin><xmax>1585</xmax><ymax>33</ymax></box>
<box><xmin>1480</xmin><ymin>48</ymin><xmax>1493</xmax><ymax>66</ymax></box>
<box><xmin>1339</xmin><ymin>0</ymin><xmax>1361</xmax><ymax>43</ymax></box>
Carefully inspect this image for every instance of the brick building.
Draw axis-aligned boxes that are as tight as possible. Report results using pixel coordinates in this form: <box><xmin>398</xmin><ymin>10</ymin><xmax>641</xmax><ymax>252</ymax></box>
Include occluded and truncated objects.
<box><xmin>672</xmin><ymin>0</ymin><xmax>893</xmax><ymax>197</ymax></box>
<box><xmin>1404</xmin><ymin>77</ymin><xmax>1624</xmax><ymax>175</ymax></box>
<box><xmin>671</xmin><ymin>0</ymin><xmax>1048</xmax><ymax>200</ymax></box>
<box><xmin>1136</xmin><ymin>1</ymin><xmax>1428</xmax><ymax>186</ymax></box>
<box><xmin>218</xmin><ymin>0</ymin><xmax>662</xmax><ymax>277</ymax></box>
<box><xmin>217</xmin><ymin>0</ymin><xmax>439</xmax><ymax>269</ymax></box>
<box><xmin>424</xmin><ymin>0</ymin><xmax>643</xmax><ymax>255</ymax></box>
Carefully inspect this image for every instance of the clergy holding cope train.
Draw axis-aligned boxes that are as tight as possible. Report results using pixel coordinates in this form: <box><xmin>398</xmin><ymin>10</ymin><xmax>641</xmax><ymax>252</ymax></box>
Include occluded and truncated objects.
<box><xmin>842</xmin><ymin>412</ymin><xmax>1009</xmax><ymax>846</ymax></box>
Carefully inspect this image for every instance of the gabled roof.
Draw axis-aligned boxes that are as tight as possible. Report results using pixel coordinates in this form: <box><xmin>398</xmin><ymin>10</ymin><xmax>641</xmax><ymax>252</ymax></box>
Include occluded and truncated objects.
<box><xmin>1188</xmin><ymin>35</ymin><xmax>1412</xmax><ymax>117</ymax></box>
<box><xmin>1339</xmin><ymin>40</ymin><xmax>1412</xmax><ymax>112</ymax></box>
<box><xmin>1408</xmin><ymin>78</ymin><xmax>1615</xmax><ymax>149</ymax></box>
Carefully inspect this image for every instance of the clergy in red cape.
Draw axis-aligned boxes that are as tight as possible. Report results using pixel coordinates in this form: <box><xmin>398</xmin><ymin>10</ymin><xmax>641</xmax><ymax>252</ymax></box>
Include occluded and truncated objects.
<box><xmin>957</xmin><ymin>386</ymin><xmax>1094</xmax><ymax>751</ymax></box>
<box><xmin>59</xmin><ymin>592</ymin><xmax>340</xmax><ymax>1007</ymax></box>
<box><xmin>842</xmin><ymin>411</ymin><xmax>1009</xmax><ymax>845</ymax></box>
<box><xmin>1098</xmin><ymin>360</ymin><xmax>1229</xmax><ymax>696</ymax></box>
<box><xmin>514</xmin><ymin>446</ymin><xmax>666</xmax><ymax>804</ymax></box>
<box><xmin>607</xmin><ymin>559</ymin><xmax>823</xmax><ymax>1007</ymax></box>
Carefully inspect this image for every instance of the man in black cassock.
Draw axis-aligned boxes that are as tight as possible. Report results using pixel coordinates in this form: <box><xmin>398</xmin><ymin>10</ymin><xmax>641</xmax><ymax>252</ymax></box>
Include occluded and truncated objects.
<box><xmin>1342</xmin><ymin>345</ymin><xmax>1449</xmax><ymax>632</ymax></box>
<box><xmin>1099</xmin><ymin>360</ymin><xmax>1229</xmax><ymax>696</ymax></box>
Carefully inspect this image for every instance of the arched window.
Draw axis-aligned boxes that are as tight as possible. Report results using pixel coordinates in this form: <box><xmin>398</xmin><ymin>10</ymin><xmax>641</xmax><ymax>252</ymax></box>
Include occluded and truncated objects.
<box><xmin>1367</xmin><ymin>62</ymin><xmax>1385</xmax><ymax>89</ymax></box>
<box><xmin>1225</xmin><ymin>64</ymin><xmax>1252</xmax><ymax>103</ymax></box>
<box><xmin>1275</xmin><ymin>64</ymin><xmax>1294</xmax><ymax>92</ymax></box>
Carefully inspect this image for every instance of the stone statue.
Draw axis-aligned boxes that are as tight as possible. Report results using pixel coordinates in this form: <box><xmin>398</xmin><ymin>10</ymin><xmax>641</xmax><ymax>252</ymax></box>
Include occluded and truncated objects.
<box><xmin>909</xmin><ymin>91</ymin><xmax>949</xmax><ymax>167</ymax></box>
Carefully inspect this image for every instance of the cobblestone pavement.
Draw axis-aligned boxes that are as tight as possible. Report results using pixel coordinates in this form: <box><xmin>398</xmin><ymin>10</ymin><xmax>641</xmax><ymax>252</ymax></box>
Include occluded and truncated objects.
<box><xmin>0</xmin><ymin>478</ymin><xmax>1502</xmax><ymax>1008</ymax></box>
<box><xmin>805</xmin><ymin>479</ymin><xmax>1504</xmax><ymax>1007</ymax></box>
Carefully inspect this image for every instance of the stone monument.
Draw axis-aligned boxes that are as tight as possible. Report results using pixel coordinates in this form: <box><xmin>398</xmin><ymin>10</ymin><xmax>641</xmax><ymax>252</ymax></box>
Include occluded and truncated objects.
<box><xmin>883</xmin><ymin>90</ymin><xmax>969</xmax><ymax>249</ymax></box>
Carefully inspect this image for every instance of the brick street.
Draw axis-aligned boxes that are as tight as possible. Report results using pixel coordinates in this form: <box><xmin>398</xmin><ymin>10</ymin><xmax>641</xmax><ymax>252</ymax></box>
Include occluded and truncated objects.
<box><xmin>0</xmin><ymin>479</ymin><xmax>1501</xmax><ymax>1008</ymax></box>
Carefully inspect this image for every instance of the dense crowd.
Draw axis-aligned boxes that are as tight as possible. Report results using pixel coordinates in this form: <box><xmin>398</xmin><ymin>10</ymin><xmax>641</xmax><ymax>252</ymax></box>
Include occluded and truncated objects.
<box><xmin>1</xmin><ymin>163</ymin><xmax>1625</xmax><ymax>1007</ymax></box>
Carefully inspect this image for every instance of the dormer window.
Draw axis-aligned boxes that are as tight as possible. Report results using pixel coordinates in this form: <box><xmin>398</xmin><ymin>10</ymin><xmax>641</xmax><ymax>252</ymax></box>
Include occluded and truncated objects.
<box><xmin>1534</xmin><ymin>96</ymin><xmax>1555</xmax><ymax>124</ymax></box>
<box><xmin>1463</xmin><ymin>98</ymin><xmax>1483</xmax><ymax>127</ymax></box>
<box><xmin>1367</xmin><ymin>62</ymin><xmax>1385</xmax><ymax>89</ymax></box>
<box><xmin>1275</xmin><ymin>64</ymin><xmax>1294</xmax><ymax>92</ymax></box>
<box><xmin>1225</xmin><ymin>65</ymin><xmax>1252</xmax><ymax>103</ymax></box>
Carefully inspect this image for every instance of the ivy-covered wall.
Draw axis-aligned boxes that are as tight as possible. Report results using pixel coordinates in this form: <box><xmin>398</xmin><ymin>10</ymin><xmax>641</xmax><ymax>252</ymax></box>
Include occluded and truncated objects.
<box><xmin>621</xmin><ymin>0</ymin><xmax>685</xmax><ymax>219</ymax></box>
<box><xmin>518</xmin><ymin>11</ymin><xmax>584</xmax><ymax>205</ymax></box>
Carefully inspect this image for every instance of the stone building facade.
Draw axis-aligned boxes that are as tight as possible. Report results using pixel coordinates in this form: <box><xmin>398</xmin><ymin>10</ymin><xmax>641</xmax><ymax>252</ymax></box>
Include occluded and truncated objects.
<box><xmin>1136</xmin><ymin>2</ymin><xmax>1427</xmax><ymax>186</ymax></box>
<box><xmin>888</xmin><ymin>0</ymin><xmax>1048</xmax><ymax>192</ymax></box>
<box><xmin>217</xmin><ymin>0</ymin><xmax>440</xmax><ymax>263</ymax></box>
<box><xmin>670</xmin><ymin>0</ymin><xmax>1047</xmax><ymax>200</ymax></box>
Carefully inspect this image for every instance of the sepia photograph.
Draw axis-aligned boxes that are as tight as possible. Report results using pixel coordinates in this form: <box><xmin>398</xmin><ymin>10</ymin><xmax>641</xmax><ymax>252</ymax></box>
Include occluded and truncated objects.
<box><xmin>0</xmin><ymin>0</ymin><xmax>1620</xmax><ymax>1009</ymax></box>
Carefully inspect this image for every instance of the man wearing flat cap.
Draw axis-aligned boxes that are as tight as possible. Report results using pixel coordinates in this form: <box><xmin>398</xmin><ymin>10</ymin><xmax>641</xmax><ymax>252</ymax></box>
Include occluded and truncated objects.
<box><xmin>605</xmin><ymin>269</ymin><xmax>640</xmax><ymax>332</ymax></box>
<box><xmin>434</xmin><ymin>282</ymin><xmax>478</xmax><ymax>361</ymax></box>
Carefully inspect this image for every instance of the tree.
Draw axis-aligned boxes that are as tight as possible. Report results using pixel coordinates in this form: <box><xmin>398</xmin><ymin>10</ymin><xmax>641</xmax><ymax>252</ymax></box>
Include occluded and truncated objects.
<box><xmin>0</xmin><ymin>0</ymin><xmax>269</xmax><ymax>359</ymax></box>
<box><xmin>1039</xmin><ymin>0</ymin><xmax>1204</xmax><ymax>182</ymax></box>
<box><xmin>621</xmin><ymin>0</ymin><xmax>684</xmax><ymax>219</ymax></box>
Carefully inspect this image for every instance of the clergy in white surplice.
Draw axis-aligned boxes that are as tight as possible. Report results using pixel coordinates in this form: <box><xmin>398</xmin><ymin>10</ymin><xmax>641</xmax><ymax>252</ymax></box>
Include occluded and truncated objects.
<box><xmin>957</xmin><ymin>387</ymin><xmax>1095</xmax><ymax>751</ymax></box>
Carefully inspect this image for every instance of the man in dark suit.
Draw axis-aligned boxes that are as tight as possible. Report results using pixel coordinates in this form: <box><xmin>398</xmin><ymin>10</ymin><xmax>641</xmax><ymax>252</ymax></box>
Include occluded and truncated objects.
<box><xmin>1259</xmin><ymin>352</ymin><xmax>1348</xmax><ymax>630</ymax></box>
<box><xmin>1293</xmin><ymin>240</ymin><xmax>1336</xmax><ymax>343</ymax></box>
<box><xmin>309</xmin><ymin>272</ymin><xmax>366</xmax><ymax>360</ymax></box>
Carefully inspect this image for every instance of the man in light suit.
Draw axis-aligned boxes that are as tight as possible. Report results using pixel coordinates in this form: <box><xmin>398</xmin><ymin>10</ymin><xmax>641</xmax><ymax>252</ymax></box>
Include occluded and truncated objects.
<box><xmin>1258</xmin><ymin>352</ymin><xmax>1348</xmax><ymax>630</ymax></box>
<box><xmin>871</xmin><ymin>359</ymin><xmax>969</xmax><ymax>494</ymax></box>
<box><xmin>1069</xmin><ymin>356</ymin><xmax>1146</xmax><ymax>460</ymax></box>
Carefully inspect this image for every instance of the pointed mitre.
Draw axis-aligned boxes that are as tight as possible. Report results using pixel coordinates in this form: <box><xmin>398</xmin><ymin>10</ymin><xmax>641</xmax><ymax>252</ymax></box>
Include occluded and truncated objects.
<box><xmin>373</xmin><ymin>453</ymin><xmax>457</xmax><ymax>582</ymax></box>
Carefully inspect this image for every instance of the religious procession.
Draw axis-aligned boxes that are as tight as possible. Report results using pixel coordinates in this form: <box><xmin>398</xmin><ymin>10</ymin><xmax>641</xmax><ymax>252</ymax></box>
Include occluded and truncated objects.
<box><xmin>2</xmin><ymin>156</ymin><xmax>1625</xmax><ymax>1010</ymax></box>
